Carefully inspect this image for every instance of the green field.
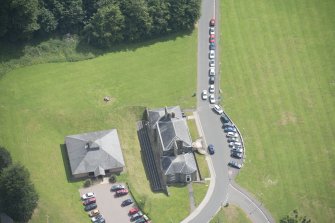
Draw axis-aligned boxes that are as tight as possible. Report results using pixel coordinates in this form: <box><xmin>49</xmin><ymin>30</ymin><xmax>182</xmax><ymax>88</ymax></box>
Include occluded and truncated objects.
<box><xmin>210</xmin><ymin>205</ymin><xmax>252</xmax><ymax>223</ymax></box>
<box><xmin>0</xmin><ymin>31</ymin><xmax>197</xmax><ymax>223</ymax></box>
<box><xmin>220</xmin><ymin>0</ymin><xmax>335</xmax><ymax>221</ymax></box>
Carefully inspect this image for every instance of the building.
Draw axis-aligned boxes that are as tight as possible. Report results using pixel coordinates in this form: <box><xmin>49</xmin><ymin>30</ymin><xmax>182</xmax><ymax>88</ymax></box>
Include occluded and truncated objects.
<box><xmin>146</xmin><ymin>106</ymin><xmax>198</xmax><ymax>184</ymax></box>
<box><xmin>65</xmin><ymin>129</ymin><xmax>125</xmax><ymax>179</ymax></box>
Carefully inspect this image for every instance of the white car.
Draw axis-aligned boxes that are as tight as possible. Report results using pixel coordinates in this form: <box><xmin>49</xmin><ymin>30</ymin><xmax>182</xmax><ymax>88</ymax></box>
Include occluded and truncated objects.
<box><xmin>82</xmin><ymin>192</ymin><xmax>95</xmax><ymax>200</ymax></box>
<box><xmin>209</xmin><ymin>50</ymin><xmax>215</xmax><ymax>59</ymax></box>
<box><xmin>209</xmin><ymin>68</ymin><xmax>215</xmax><ymax>76</ymax></box>
<box><xmin>202</xmin><ymin>90</ymin><xmax>208</xmax><ymax>100</ymax></box>
<box><xmin>209</xmin><ymin>84</ymin><xmax>215</xmax><ymax>93</ymax></box>
<box><xmin>209</xmin><ymin>27</ymin><xmax>215</xmax><ymax>35</ymax></box>
<box><xmin>209</xmin><ymin>59</ymin><xmax>215</xmax><ymax>67</ymax></box>
<box><xmin>229</xmin><ymin>142</ymin><xmax>242</xmax><ymax>147</ymax></box>
<box><xmin>213</xmin><ymin>104</ymin><xmax>223</xmax><ymax>114</ymax></box>
<box><xmin>209</xmin><ymin>94</ymin><xmax>215</xmax><ymax>104</ymax></box>
<box><xmin>226</xmin><ymin>132</ymin><xmax>239</xmax><ymax>138</ymax></box>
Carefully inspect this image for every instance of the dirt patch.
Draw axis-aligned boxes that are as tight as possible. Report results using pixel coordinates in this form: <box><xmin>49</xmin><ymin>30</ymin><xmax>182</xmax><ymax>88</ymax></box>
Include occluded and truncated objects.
<box><xmin>263</xmin><ymin>176</ymin><xmax>278</xmax><ymax>188</ymax></box>
<box><xmin>277</xmin><ymin>112</ymin><xmax>297</xmax><ymax>126</ymax></box>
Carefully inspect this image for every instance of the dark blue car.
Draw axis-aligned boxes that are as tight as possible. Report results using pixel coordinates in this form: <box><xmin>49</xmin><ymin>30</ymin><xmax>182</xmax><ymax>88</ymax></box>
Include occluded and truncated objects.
<box><xmin>121</xmin><ymin>199</ymin><xmax>133</xmax><ymax>207</ymax></box>
<box><xmin>208</xmin><ymin>144</ymin><xmax>215</xmax><ymax>155</ymax></box>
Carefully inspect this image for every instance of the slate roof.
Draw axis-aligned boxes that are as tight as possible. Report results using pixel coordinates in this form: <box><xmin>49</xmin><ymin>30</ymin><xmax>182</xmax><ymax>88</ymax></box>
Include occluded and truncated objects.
<box><xmin>147</xmin><ymin>106</ymin><xmax>192</xmax><ymax>151</ymax></box>
<box><xmin>161</xmin><ymin>153</ymin><xmax>197</xmax><ymax>175</ymax></box>
<box><xmin>65</xmin><ymin>129</ymin><xmax>125</xmax><ymax>177</ymax></box>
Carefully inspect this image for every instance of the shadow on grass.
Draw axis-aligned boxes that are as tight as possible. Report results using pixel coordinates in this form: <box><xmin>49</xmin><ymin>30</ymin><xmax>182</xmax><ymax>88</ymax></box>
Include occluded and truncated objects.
<box><xmin>76</xmin><ymin>29</ymin><xmax>194</xmax><ymax>56</ymax></box>
<box><xmin>60</xmin><ymin>144</ymin><xmax>82</xmax><ymax>183</ymax></box>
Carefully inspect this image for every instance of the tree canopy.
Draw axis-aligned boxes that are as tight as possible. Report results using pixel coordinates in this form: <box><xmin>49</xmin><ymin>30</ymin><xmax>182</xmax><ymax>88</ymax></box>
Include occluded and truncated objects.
<box><xmin>0</xmin><ymin>146</ymin><xmax>12</xmax><ymax>172</ymax></box>
<box><xmin>0</xmin><ymin>163</ymin><xmax>39</xmax><ymax>222</ymax></box>
<box><xmin>0</xmin><ymin>0</ymin><xmax>201</xmax><ymax>47</ymax></box>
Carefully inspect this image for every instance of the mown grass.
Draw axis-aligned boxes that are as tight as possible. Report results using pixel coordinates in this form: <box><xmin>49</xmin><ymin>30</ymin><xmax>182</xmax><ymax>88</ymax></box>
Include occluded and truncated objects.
<box><xmin>192</xmin><ymin>182</ymin><xmax>209</xmax><ymax>207</ymax></box>
<box><xmin>210</xmin><ymin>205</ymin><xmax>252</xmax><ymax>223</ymax></box>
<box><xmin>0</xmin><ymin>31</ymin><xmax>197</xmax><ymax>223</ymax></box>
<box><xmin>220</xmin><ymin>0</ymin><xmax>335</xmax><ymax>221</ymax></box>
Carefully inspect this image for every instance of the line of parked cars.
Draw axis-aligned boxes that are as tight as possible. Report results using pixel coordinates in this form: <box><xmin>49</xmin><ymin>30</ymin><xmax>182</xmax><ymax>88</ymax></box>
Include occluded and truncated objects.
<box><xmin>81</xmin><ymin>192</ymin><xmax>106</xmax><ymax>223</ymax></box>
<box><xmin>202</xmin><ymin>18</ymin><xmax>217</xmax><ymax>104</ymax></box>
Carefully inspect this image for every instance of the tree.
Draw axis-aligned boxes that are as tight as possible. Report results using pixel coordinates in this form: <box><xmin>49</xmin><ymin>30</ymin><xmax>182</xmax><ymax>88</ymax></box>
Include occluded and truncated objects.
<box><xmin>37</xmin><ymin>6</ymin><xmax>57</xmax><ymax>34</ymax></box>
<box><xmin>280</xmin><ymin>209</ymin><xmax>312</xmax><ymax>223</ymax></box>
<box><xmin>83</xmin><ymin>2</ymin><xmax>125</xmax><ymax>47</ymax></box>
<box><xmin>4</xmin><ymin>0</ymin><xmax>40</xmax><ymax>41</ymax></box>
<box><xmin>119</xmin><ymin>0</ymin><xmax>152</xmax><ymax>41</ymax></box>
<box><xmin>0</xmin><ymin>146</ymin><xmax>12</xmax><ymax>172</ymax></box>
<box><xmin>0</xmin><ymin>163</ymin><xmax>39</xmax><ymax>222</ymax></box>
<box><xmin>147</xmin><ymin>0</ymin><xmax>170</xmax><ymax>36</ymax></box>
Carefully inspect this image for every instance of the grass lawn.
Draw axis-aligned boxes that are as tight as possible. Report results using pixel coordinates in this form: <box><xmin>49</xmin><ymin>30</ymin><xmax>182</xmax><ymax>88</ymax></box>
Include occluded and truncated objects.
<box><xmin>210</xmin><ymin>205</ymin><xmax>252</xmax><ymax>223</ymax></box>
<box><xmin>220</xmin><ymin>0</ymin><xmax>335</xmax><ymax>221</ymax></box>
<box><xmin>192</xmin><ymin>182</ymin><xmax>210</xmax><ymax>207</ymax></box>
<box><xmin>0</xmin><ymin>31</ymin><xmax>197</xmax><ymax>223</ymax></box>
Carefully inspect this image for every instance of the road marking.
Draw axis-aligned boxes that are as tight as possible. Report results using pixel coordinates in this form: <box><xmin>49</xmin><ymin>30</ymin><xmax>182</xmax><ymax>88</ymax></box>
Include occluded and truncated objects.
<box><xmin>230</xmin><ymin>184</ymin><xmax>271</xmax><ymax>223</ymax></box>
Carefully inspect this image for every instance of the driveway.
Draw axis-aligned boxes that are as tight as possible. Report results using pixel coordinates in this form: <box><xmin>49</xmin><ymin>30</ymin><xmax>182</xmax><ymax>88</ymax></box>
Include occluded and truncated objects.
<box><xmin>80</xmin><ymin>183</ymin><xmax>135</xmax><ymax>223</ymax></box>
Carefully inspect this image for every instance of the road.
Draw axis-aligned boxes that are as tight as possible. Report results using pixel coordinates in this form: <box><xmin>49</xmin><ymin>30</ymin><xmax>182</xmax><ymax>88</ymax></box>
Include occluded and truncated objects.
<box><xmin>182</xmin><ymin>0</ymin><xmax>275</xmax><ymax>222</ymax></box>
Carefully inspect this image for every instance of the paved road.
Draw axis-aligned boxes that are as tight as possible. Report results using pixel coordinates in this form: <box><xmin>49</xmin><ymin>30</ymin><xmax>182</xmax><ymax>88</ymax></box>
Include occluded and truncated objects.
<box><xmin>182</xmin><ymin>0</ymin><xmax>275</xmax><ymax>222</ymax></box>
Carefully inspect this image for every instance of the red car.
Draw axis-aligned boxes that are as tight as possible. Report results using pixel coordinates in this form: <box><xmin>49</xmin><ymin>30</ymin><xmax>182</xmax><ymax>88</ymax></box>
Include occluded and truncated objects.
<box><xmin>116</xmin><ymin>189</ymin><xmax>128</xmax><ymax>197</ymax></box>
<box><xmin>209</xmin><ymin>34</ymin><xmax>215</xmax><ymax>43</ymax></box>
<box><xmin>83</xmin><ymin>197</ymin><xmax>96</xmax><ymax>206</ymax></box>
<box><xmin>129</xmin><ymin>207</ymin><xmax>140</xmax><ymax>215</ymax></box>
<box><xmin>210</xmin><ymin>18</ymin><xmax>215</xmax><ymax>26</ymax></box>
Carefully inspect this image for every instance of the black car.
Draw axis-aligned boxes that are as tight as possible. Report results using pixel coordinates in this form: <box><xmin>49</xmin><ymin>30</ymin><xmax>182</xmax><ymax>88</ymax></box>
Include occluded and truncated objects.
<box><xmin>209</xmin><ymin>76</ymin><xmax>215</xmax><ymax>84</ymax></box>
<box><xmin>84</xmin><ymin>203</ymin><xmax>97</xmax><ymax>211</ymax></box>
<box><xmin>224</xmin><ymin>128</ymin><xmax>237</xmax><ymax>133</ymax></box>
<box><xmin>220</xmin><ymin>114</ymin><xmax>230</xmax><ymax>123</ymax></box>
<box><xmin>228</xmin><ymin>161</ymin><xmax>243</xmax><ymax>169</ymax></box>
<box><xmin>231</xmin><ymin>151</ymin><xmax>242</xmax><ymax>159</ymax></box>
<box><xmin>208</xmin><ymin>144</ymin><xmax>215</xmax><ymax>155</ymax></box>
<box><xmin>223</xmin><ymin>123</ymin><xmax>233</xmax><ymax>128</ymax></box>
<box><xmin>121</xmin><ymin>199</ymin><xmax>133</xmax><ymax>207</ymax></box>
<box><xmin>209</xmin><ymin>43</ymin><xmax>215</xmax><ymax>50</ymax></box>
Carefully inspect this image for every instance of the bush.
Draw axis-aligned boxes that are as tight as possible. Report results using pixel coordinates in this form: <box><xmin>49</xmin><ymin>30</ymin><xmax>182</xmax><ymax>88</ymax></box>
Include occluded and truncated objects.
<box><xmin>109</xmin><ymin>175</ymin><xmax>117</xmax><ymax>183</ymax></box>
<box><xmin>83</xmin><ymin>179</ymin><xmax>92</xmax><ymax>187</ymax></box>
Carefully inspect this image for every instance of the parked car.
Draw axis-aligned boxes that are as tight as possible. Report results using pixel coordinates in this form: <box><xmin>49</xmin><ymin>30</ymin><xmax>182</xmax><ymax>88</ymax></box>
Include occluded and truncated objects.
<box><xmin>131</xmin><ymin>211</ymin><xmax>143</xmax><ymax>221</ymax></box>
<box><xmin>226</xmin><ymin>132</ymin><xmax>238</xmax><ymax>137</ymax></box>
<box><xmin>135</xmin><ymin>215</ymin><xmax>150</xmax><ymax>223</ymax></box>
<box><xmin>94</xmin><ymin>218</ymin><xmax>105</xmax><ymax>223</ymax></box>
<box><xmin>227</xmin><ymin>137</ymin><xmax>239</xmax><ymax>143</ymax></box>
<box><xmin>82</xmin><ymin>192</ymin><xmax>95</xmax><ymax>200</ymax></box>
<box><xmin>84</xmin><ymin>203</ymin><xmax>97</xmax><ymax>211</ymax></box>
<box><xmin>111</xmin><ymin>184</ymin><xmax>125</xmax><ymax>191</ymax></box>
<box><xmin>213</xmin><ymin>104</ymin><xmax>223</xmax><ymax>114</ymax></box>
<box><xmin>202</xmin><ymin>90</ymin><xmax>208</xmax><ymax>100</ymax></box>
<box><xmin>223</xmin><ymin>123</ymin><xmax>234</xmax><ymax>128</ymax></box>
<box><xmin>229</xmin><ymin>142</ymin><xmax>242</xmax><ymax>147</ymax></box>
<box><xmin>121</xmin><ymin>198</ymin><xmax>133</xmax><ymax>207</ymax></box>
<box><xmin>209</xmin><ymin>68</ymin><xmax>215</xmax><ymax>76</ymax></box>
<box><xmin>231</xmin><ymin>145</ymin><xmax>242</xmax><ymax>149</ymax></box>
<box><xmin>209</xmin><ymin>27</ymin><xmax>215</xmax><ymax>35</ymax></box>
<box><xmin>83</xmin><ymin>198</ymin><xmax>96</xmax><ymax>206</ymax></box>
<box><xmin>220</xmin><ymin>114</ymin><xmax>230</xmax><ymax>123</ymax></box>
<box><xmin>209</xmin><ymin>94</ymin><xmax>215</xmax><ymax>104</ymax></box>
<box><xmin>209</xmin><ymin>42</ymin><xmax>216</xmax><ymax>50</ymax></box>
<box><xmin>209</xmin><ymin>59</ymin><xmax>215</xmax><ymax>67</ymax></box>
<box><xmin>210</xmin><ymin>18</ymin><xmax>215</xmax><ymax>26</ymax></box>
<box><xmin>129</xmin><ymin>208</ymin><xmax>140</xmax><ymax>215</ymax></box>
<box><xmin>224</xmin><ymin>128</ymin><xmax>237</xmax><ymax>133</ymax></box>
<box><xmin>228</xmin><ymin>161</ymin><xmax>243</xmax><ymax>169</ymax></box>
<box><xmin>231</xmin><ymin>148</ymin><xmax>243</xmax><ymax>153</ymax></box>
<box><xmin>115</xmin><ymin>189</ymin><xmax>128</xmax><ymax>197</ymax></box>
<box><xmin>209</xmin><ymin>35</ymin><xmax>215</xmax><ymax>43</ymax></box>
<box><xmin>209</xmin><ymin>76</ymin><xmax>215</xmax><ymax>84</ymax></box>
<box><xmin>209</xmin><ymin>84</ymin><xmax>215</xmax><ymax>93</ymax></box>
<box><xmin>209</xmin><ymin>50</ymin><xmax>215</xmax><ymax>59</ymax></box>
<box><xmin>88</xmin><ymin>209</ymin><xmax>100</xmax><ymax>217</ymax></box>
<box><xmin>231</xmin><ymin>151</ymin><xmax>242</xmax><ymax>159</ymax></box>
<box><xmin>208</xmin><ymin>144</ymin><xmax>215</xmax><ymax>155</ymax></box>
<box><xmin>91</xmin><ymin>214</ymin><xmax>103</xmax><ymax>222</ymax></box>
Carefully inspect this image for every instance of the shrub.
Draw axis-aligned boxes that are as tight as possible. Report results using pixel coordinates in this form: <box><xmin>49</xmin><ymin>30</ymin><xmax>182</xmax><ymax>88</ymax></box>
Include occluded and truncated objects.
<box><xmin>83</xmin><ymin>179</ymin><xmax>92</xmax><ymax>188</ymax></box>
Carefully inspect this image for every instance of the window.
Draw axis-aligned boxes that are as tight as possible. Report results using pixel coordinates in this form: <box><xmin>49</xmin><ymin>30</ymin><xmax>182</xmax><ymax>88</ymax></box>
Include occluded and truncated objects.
<box><xmin>186</xmin><ymin>175</ymin><xmax>191</xmax><ymax>182</ymax></box>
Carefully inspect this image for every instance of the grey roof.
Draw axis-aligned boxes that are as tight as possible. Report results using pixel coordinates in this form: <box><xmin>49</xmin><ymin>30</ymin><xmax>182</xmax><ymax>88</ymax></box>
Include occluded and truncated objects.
<box><xmin>147</xmin><ymin>106</ymin><xmax>191</xmax><ymax>151</ymax></box>
<box><xmin>147</xmin><ymin>106</ymin><xmax>183</xmax><ymax>127</ymax></box>
<box><xmin>65</xmin><ymin>129</ymin><xmax>125</xmax><ymax>176</ymax></box>
<box><xmin>161</xmin><ymin>153</ymin><xmax>197</xmax><ymax>175</ymax></box>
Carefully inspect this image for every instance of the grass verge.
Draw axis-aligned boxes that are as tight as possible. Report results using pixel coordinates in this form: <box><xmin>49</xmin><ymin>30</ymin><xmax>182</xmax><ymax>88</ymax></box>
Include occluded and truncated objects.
<box><xmin>210</xmin><ymin>205</ymin><xmax>252</xmax><ymax>223</ymax></box>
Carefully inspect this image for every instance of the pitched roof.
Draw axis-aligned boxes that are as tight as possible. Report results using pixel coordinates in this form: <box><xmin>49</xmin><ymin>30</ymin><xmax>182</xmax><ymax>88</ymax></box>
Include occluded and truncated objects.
<box><xmin>161</xmin><ymin>153</ymin><xmax>197</xmax><ymax>175</ymax></box>
<box><xmin>147</xmin><ymin>106</ymin><xmax>192</xmax><ymax>151</ymax></box>
<box><xmin>65</xmin><ymin>129</ymin><xmax>125</xmax><ymax>176</ymax></box>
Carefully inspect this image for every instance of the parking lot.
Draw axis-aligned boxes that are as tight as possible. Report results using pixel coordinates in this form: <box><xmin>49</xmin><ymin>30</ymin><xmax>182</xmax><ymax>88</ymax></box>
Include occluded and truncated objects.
<box><xmin>79</xmin><ymin>182</ymin><xmax>135</xmax><ymax>223</ymax></box>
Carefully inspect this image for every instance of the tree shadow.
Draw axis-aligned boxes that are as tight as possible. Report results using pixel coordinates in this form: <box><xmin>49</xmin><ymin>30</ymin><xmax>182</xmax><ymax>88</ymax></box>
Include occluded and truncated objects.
<box><xmin>76</xmin><ymin>29</ymin><xmax>194</xmax><ymax>56</ymax></box>
<box><xmin>59</xmin><ymin>144</ymin><xmax>82</xmax><ymax>183</ymax></box>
